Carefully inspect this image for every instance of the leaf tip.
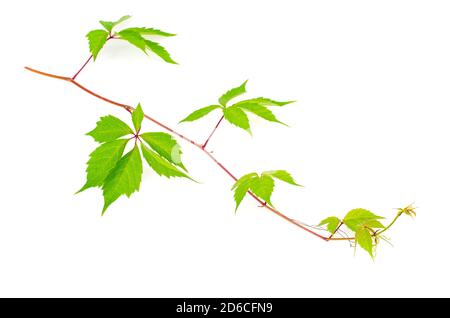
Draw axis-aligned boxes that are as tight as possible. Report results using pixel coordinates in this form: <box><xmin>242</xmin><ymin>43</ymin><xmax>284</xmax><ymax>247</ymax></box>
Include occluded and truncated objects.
<box><xmin>278</xmin><ymin>120</ymin><xmax>289</xmax><ymax>127</ymax></box>
<box><xmin>75</xmin><ymin>186</ymin><xmax>87</xmax><ymax>195</ymax></box>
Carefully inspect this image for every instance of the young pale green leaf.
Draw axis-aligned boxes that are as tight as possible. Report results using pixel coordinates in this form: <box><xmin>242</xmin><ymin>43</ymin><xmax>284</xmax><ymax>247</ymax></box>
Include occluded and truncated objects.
<box><xmin>117</xmin><ymin>29</ymin><xmax>147</xmax><ymax>53</ymax></box>
<box><xmin>87</xmin><ymin>115</ymin><xmax>133</xmax><ymax>143</ymax></box>
<box><xmin>99</xmin><ymin>15</ymin><xmax>131</xmax><ymax>32</ymax></box>
<box><xmin>364</xmin><ymin>219</ymin><xmax>385</xmax><ymax>229</ymax></box>
<box><xmin>140</xmin><ymin>132</ymin><xmax>186</xmax><ymax>170</ymax></box>
<box><xmin>235</xmin><ymin>103</ymin><xmax>286</xmax><ymax>125</ymax></box>
<box><xmin>141</xmin><ymin>144</ymin><xmax>190</xmax><ymax>179</ymax></box>
<box><xmin>319</xmin><ymin>216</ymin><xmax>341</xmax><ymax>234</ymax></box>
<box><xmin>219</xmin><ymin>81</ymin><xmax>247</xmax><ymax>107</ymax></box>
<box><xmin>132</xmin><ymin>103</ymin><xmax>144</xmax><ymax>132</ymax></box>
<box><xmin>343</xmin><ymin>208</ymin><xmax>384</xmax><ymax>232</ymax></box>
<box><xmin>78</xmin><ymin>139</ymin><xmax>129</xmax><ymax>193</ymax></box>
<box><xmin>179</xmin><ymin>105</ymin><xmax>222</xmax><ymax>123</ymax></box>
<box><xmin>124</xmin><ymin>27</ymin><xmax>176</xmax><ymax>37</ymax></box>
<box><xmin>262</xmin><ymin>170</ymin><xmax>300</xmax><ymax>186</ymax></box>
<box><xmin>250</xmin><ymin>175</ymin><xmax>275</xmax><ymax>206</ymax></box>
<box><xmin>355</xmin><ymin>227</ymin><xmax>374</xmax><ymax>257</ymax></box>
<box><xmin>101</xmin><ymin>145</ymin><xmax>143</xmax><ymax>214</ymax></box>
<box><xmin>398</xmin><ymin>204</ymin><xmax>417</xmax><ymax>218</ymax></box>
<box><xmin>223</xmin><ymin>106</ymin><xmax>251</xmax><ymax>134</ymax></box>
<box><xmin>232</xmin><ymin>173</ymin><xmax>258</xmax><ymax>211</ymax></box>
<box><xmin>235</xmin><ymin>97</ymin><xmax>295</xmax><ymax>107</ymax></box>
<box><xmin>232</xmin><ymin>173</ymin><xmax>258</xmax><ymax>190</ymax></box>
<box><xmin>86</xmin><ymin>29</ymin><xmax>109</xmax><ymax>60</ymax></box>
<box><xmin>144</xmin><ymin>39</ymin><xmax>177</xmax><ymax>64</ymax></box>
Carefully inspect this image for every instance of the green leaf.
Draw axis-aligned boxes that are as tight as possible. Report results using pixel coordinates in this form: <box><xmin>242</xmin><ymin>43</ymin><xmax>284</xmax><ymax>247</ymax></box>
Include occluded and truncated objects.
<box><xmin>86</xmin><ymin>29</ymin><xmax>109</xmax><ymax>60</ymax></box>
<box><xmin>117</xmin><ymin>29</ymin><xmax>176</xmax><ymax>63</ymax></box>
<box><xmin>140</xmin><ymin>132</ymin><xmax>186</xmax><ymax>170</ymax></box>
<box><xmin>231</xmin><ymin>173</ymin><xmax>258</xmax><ymax>211</ymax></box>
<box><xmin>219</xmin><ymin>81</ymin><xmax>247</xmax><ymax>106</ymax></box>
<box><xmin>132</xmin><ymin>103</ymin><xmax>144</xmax><ymax>132</ymax></box>
<box><xmin>343</xmin><ymin>208</ymin><xmax>384</xmax><ymax>232</ymax></box>
<box><xmin>141</xmin><ymin>144</ymin><xmax>190</xmax><ymax>179</ymax></box>
<box><xmin>223</xmin><ymin>106</ymin><xmax>251</xmax><ymax>134</ymax></box>
<box><xmin>117</xmin><ymin>29</ymin><xmax>147</xmax><ymax>53</ymax></box>
<box><xmin>250</xmin><ymin>175</ymin><xmax>275</xmax><ymax>206</ymax></box>
<box><xmin>124</xmin><ymin>27</ymin><xmax>176</xmax><ymax>37</ymax></box>
<box><xmin>355</xmin><ymin>227</ymin><xmax>374</xmax><ymax>257</ymax></box>
<box><xmin>232</xmin><ymin>173</ymin><xmax>258</xmax><ymax>191</ymax></box>
<box><xmin>179</xmin><ymin>105</ymin><xmax>221</xmax><ymax>123</ymax></box>
<box><xmin>232</xmin><ymin>171</ymin><xmax>297</xmax><ymax>211</ymax></box>
<box><xmin>319</xmin><ymin>216</ymin><xmax>341</xmax><ymax>234</ymax></box>
<box><xmin>99</xmin><ymin>15</ymin><xmax>131</xmax><ymax>32</ymax></box>
<box><xmin>364</xmin><ymin>219</ymin><xmax>385</xmax><ymax>229</ymax></box>
<box><xmin>235</xmin><ymin>97</ymin><xmax>295</xmax><ymax>107</ymax></box>
<box><xmin>235</xmin><ymin>103</ymin><xmax>286</xmax><ymax>125</ymax></box>
<box><xmin>144</xmin><ymin>39</ymin><xmax>177</xmax><ymax>64</ymax></box>
<box><xmin>87</xmin><ymin>115</ymin><xmax>133</xmax><ymax>143</ymax></box>
<box><xmin>78</xmin><ymin>139</ymin><xmax>129</xmax><ymax>193</ymax></box>
<box><xmin>262</xmin><ymin>170</ymin><xmax>300</xmax><ymax>186</ymax></box>
<box><xmin>102</xmin><ymin>145</ymin><xmax>143</xmax><ymax>214</ymax></box>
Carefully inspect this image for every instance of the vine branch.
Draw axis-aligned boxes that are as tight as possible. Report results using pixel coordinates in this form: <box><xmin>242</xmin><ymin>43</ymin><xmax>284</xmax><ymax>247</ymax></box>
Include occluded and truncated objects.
<box><xmin>24</xmin><ymin>65</ymin><xmax>404</xmax><ymax>243</ymax></box>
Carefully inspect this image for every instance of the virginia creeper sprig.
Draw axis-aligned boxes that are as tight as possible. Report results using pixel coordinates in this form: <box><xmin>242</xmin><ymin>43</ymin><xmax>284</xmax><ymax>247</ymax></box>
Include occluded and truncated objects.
<box><xmin>24</xmin><ymin>15</ymin><xmax>416</xmax><ymax>257</ymax></box>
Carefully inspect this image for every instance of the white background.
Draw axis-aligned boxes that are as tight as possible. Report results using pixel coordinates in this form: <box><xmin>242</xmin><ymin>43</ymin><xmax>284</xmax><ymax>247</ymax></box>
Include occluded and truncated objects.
<box><xmin>1</xmin><ymin>0</ymin><xmax>449</xmax><ymax>297</ymax></box>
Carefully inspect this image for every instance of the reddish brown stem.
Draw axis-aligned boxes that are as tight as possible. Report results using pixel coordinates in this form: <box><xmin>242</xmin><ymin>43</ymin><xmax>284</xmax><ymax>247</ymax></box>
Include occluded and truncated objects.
<box><xmin>72</xmin><ymin>36</ymin><xmax>114</xmax><ymax>80</ymax></box>
<box><xmin>24</xmin><ymin>65</ymin><xmax>351</xmax><ymax>242</ymax></box>
<box><xmin>72</xmin><ymin>55</ymin><xmax>93</xmax><ymax>80</ymax></box>
<box><xmin>328</xmin><ymin>221</ymin><xmax>344</xmax><ymax>240</ymax></box>
<box><xmin>203</xmin><ymin>115</ymin><xmax>224</xmax><ymax>149</ymax></box>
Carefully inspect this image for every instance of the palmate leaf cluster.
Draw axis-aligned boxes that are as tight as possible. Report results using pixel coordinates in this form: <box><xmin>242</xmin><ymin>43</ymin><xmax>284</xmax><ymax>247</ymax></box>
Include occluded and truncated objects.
<box><xmin>319</xmin><ymin>209</ymin><xmax>386</xmax><ymax>257</ymax></box>
<box><xmin>86</xmin><ymin>15</ymin><xmax>177</xmax><ymax>63</ymax></box>
<box><xmin>78</xmin><ymin>105</ymin><xmax>190</xmax><ymax>213</ymax></box>
<box><xmin>231</xmin><ymin>170</ymin><xmax>301</xmax><ymax>211</ymax></box>
<box><xmin>179</xmin><ymin>81</ymin><xmax>295</xmax><ymax>134</ymax></box>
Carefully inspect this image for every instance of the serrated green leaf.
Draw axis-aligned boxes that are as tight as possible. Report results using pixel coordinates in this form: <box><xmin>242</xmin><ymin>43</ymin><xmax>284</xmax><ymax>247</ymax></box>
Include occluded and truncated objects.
<box><xmin>343</xmin><ymin>208</ymin><xmax>384</xmax><ymax>232</ymax></box>
<box><xmin>355</xmin><ymin>227</ymin><xmax>374</xmax><ymax>257</ymax></box>
<box><xmin>141</xmin><ymin>144</ymin><xmax>189</xmax><ymax>179</ymax></box>
<box><xmin>140</xmin><ymin>132</ymin><xmax>186</xmax><ymax>170</ymax></box>
<box><xmin>124</xmin><ymin>27</ymin><xmax>176</xmax><ymax>37</ymax></box>
<box><xmin>87</xmin><ymin>115</ymin><xmax>133</xmax><ymax>143</ymax></box>
<box><xmin>144</xmin><ymin>39</ymin><xmax>177</xmax><ymax>64</ymax></box>
<box><xmin>78</xmin><ymin>139</ymin><xmax>129</xmax><ymax>193</ymax></box>
<box><xmin>86</xmin><ymin>30</ymin><xmax>109</xmax><ymax>60</ymax></box>
<box><xmin>262</xmin><ymin>170</ymin><xmax>300</xmax><ymax>186</ymax></box>
<box><xmin>219</xmin><ymin>81</ymin><xmax>247</xmax><ymax>106</ymax></box>
<box><xmin>102</xmin><ymin>145</ymin><xmax>143</xmax><ymax>214</ymax></box>
<box><xmin>132</xmin><ymin>103</ymin><xmax>144</xmax><ymax>132</ymax></box>
<box><xmin>250</xmin><ymin>175</ymin><xmax>274</xmax><ymax>206</ymax></box>
<box><xmin>117</xmin><ymin>29</ymin><xmax>147</xmax><ymax>53</ymax></box>
<box><xmin>235</xmin><ymin>97</ymin><xmax>295</xmax><ymax>107</ymax></box>
<box><xmin>99</xmin><ymin>15</ymin><xmax>131</xmax><ymax>33</ymax></box>
<box><xmin>232</xmin><ymin>173</ymin><xmax>258</xmax><ymax>190</ymax></box>
<box><xmin>319</xmin><ymin>216</ymin><xmax>341</xmax><ymax>234</ymax></box>
<box><xmin>232</xmin><ymin>173</ymin><xmax>258</xmax><ymax>211</ymax></box>
<box><xmin>223</xmin><ymin>106</ymin><xmax>251</xmax><ymax>134</ymax></box>
<box><xmin>235</xmin><ymin>103</ymin><xmax>286</xmax><ymax>125</ymax></box>
<box><xmin>179</xmin><ymin>105</ymin><xmax>221</xmax><ymax>123</ymax></box>
<box><xmin>364</xmin><ymin>219</ymin><xmax>385</xmax><ymax>229</ymax></box>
